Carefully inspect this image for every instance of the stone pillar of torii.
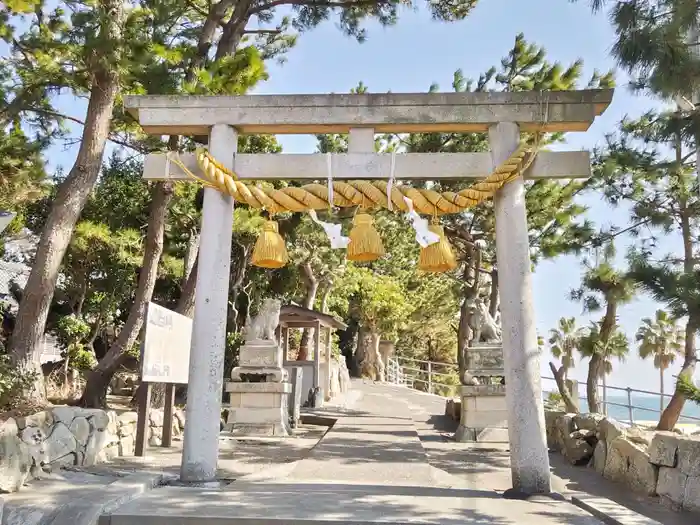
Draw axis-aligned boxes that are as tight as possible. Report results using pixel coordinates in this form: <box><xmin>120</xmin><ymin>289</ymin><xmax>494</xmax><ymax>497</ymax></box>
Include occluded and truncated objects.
<box><xmin>124</xmin><ymin>90</ymin><xmax>613</xmax><ymax>494</ymax></box>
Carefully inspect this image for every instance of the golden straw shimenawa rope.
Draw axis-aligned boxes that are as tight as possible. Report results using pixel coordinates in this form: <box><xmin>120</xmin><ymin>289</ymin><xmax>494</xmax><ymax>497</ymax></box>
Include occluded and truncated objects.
<box><xmin>172</xmin><ymin>137</ymin><xmax>540</xmax><ymax>216</ymax></box>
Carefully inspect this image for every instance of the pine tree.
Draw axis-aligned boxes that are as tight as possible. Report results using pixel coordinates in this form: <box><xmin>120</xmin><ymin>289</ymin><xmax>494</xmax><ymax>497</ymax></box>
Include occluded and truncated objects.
<box><xmin>570</xmin><ymin>244</ymin><xmax>636</xmax><ymax>413</ymax></box>
<box><xmin>590</xmin><ymin>109</ymin><xmax>699</xmax><ymax>429</ymax></box>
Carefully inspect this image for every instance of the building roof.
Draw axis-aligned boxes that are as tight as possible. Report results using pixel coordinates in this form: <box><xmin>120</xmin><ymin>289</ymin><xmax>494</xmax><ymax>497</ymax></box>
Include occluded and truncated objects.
<box><xmin>279</xmin><ymin>304</ymin><xmax>347</xmax><ymax>330</ymax></box>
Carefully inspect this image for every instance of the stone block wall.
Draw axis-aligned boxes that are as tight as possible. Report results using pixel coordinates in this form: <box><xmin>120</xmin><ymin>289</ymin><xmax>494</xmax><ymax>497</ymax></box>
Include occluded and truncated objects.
<box><xmin>0</xmin><ymin>406</ymin><xmax>185</xmax><ymax>493</ymax></box>
<box><xmin>545</xmin><ymin>409</ymin><xmax>700</xmax><ymax>513</ymax></box>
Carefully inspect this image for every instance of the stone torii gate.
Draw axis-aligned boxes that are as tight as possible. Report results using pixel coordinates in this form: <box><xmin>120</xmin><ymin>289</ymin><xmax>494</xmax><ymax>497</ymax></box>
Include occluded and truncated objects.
<box><xmin>124</xmin><ymin>90</ymin><xmax>613</xmax><ymax>494</ymax></box>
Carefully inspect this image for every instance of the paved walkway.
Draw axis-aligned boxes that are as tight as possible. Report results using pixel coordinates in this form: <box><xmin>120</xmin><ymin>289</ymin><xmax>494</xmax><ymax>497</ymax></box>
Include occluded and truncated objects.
<box><xmin>106</xmin><ymin>381</ymin><xmax>603</xmax><ymax>524</ymax></box>
<box><xmin>10</xmin><ymin>381</ymin><xmax>696</xmax><ymax>524</ymax></box>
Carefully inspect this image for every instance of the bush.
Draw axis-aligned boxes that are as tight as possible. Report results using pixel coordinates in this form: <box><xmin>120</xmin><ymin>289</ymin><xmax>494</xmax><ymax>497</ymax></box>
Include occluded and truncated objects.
<box><xmin>0</xmin><ymin>355</ymin><xmax>37</xmax><ymax>410</ymax></box>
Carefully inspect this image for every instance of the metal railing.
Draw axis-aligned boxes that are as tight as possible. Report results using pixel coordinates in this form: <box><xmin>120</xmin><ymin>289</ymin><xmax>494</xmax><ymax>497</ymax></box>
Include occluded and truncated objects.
<box><xmin>387</xmin><ymin>356</ymin><xmax>700</xmax><ymax>426</ymax></box>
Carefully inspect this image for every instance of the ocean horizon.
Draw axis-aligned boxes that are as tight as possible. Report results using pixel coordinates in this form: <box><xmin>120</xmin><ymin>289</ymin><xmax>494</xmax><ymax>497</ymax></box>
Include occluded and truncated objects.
<box><xmin>544</xmin><ymin>389</ymin><xmax>700</xmax><ymax>424</ymax></box>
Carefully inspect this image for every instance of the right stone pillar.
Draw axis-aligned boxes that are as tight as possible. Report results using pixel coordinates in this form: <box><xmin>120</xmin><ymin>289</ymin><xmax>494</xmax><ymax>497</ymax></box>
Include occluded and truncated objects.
<box><xmin>489</xmin><ymin>122</ymin><xmax>551</xmax><ymax>495</ymax></box>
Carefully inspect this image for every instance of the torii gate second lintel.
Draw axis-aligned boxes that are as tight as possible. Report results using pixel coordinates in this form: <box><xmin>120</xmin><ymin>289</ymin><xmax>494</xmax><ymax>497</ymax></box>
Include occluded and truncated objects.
<box><xmin>124</xmin><ymin>90</ymin><xmax>614</xmax><ymax>494</ymax></box>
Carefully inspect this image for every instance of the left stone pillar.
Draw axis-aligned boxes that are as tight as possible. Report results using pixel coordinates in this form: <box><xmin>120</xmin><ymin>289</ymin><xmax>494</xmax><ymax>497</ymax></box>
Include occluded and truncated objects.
<box><xmin>181</xmin><ymin>124</ymin><xmax>237</xmax><ymax>482</ymax></box>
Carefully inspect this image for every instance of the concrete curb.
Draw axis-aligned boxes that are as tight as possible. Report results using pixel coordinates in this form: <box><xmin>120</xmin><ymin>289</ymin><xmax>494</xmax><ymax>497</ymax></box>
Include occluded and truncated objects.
<box><xmin>570</xmin><ymin>493</ymin><xmax>664</xmax><ymax>525</ymax></box>
<box><xmin>48</xmin><ymin>471</ymin><xmax>174</xmax><ymax>525</ymax></box>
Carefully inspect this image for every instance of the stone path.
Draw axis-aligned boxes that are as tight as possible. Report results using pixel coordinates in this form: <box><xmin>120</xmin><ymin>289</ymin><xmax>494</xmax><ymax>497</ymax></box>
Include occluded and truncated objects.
<box><xmin>105</xmin><ymin>382</ymin><xmax>603</xmax><ymax>524</ymax></box>
<box><xmin>7</xmin><ymin>380</ymin><xmax>696</xmax><ymax>525</ymax></box>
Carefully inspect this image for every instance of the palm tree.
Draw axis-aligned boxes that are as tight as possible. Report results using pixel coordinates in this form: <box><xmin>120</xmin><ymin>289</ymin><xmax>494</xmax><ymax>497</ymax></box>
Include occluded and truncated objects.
<box><xmin>548</xmin><ymin>317</ymin><xmax>584</xmax><ymax>382</ymax></box>
<box><xmin>636</xmin><ymin>310</ymin><xmax>685</xmax><ymax>412</ymax></box>
<box><xmin>579</xmin><ymin>322</ymin><xmax>630</xmax><ymax>414</ymax></box>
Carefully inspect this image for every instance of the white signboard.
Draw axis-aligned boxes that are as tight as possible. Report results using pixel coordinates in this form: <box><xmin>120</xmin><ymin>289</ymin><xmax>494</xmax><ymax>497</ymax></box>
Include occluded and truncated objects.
<box><xmin>141</xmin><ymin>302</ymin><xmax>193</xmax><ymax>384</ymax></box>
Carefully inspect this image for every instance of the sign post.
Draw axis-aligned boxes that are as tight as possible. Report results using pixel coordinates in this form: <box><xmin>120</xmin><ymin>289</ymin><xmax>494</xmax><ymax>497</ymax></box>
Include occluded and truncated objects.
<box><xmin>135</xmin><ymin>302</ymin><xmax>193</xmax><ymax>456</ymax></box>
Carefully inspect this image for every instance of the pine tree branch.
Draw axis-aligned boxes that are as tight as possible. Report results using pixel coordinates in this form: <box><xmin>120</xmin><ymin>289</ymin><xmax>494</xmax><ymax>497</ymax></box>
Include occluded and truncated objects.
<box><xmin>249</xmin><ymin>0</ymin><xmax>392</xmax><ymax>16</ymax></box>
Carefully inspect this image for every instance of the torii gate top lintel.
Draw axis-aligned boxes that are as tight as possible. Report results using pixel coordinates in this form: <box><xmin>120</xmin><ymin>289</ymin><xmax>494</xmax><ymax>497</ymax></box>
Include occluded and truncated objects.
<box><xmin>123</xmin><ymin>89</ymin><xmax>613</xmax><ymax>136</ymax></box>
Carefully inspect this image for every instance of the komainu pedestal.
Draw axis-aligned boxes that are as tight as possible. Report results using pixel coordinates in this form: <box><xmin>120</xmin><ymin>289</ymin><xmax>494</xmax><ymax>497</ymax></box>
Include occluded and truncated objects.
<box><xmin>455</xmin><ymin>344</ymin><xmax>508</xmax><ymax>443</ymax></box>
<box><xmin>225</xmin><ymin>340</ymin><xmax>291</xmax><ymax>436</ymax></box>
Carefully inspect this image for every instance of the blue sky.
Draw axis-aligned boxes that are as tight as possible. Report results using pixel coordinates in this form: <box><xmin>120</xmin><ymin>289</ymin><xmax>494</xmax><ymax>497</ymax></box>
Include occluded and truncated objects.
<box><xmin>43</xmin><ymin>0</ymin><xmax>695</xmax><ymax>394</ymax></box>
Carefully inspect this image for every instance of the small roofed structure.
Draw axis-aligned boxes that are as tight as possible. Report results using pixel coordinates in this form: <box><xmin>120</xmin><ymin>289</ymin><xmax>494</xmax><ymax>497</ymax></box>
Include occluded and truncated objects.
<box><xmin>278</xmin><ymin>305</ymin><xmax>347</xmax><ymax>402</ymax></box>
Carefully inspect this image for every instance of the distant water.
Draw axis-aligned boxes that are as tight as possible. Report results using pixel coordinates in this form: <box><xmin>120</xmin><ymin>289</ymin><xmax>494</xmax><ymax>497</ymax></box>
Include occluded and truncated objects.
<box><xmin>601</xmin><ymin>394</ymin><xmax>700</xmax><ymax>424</ymax></box>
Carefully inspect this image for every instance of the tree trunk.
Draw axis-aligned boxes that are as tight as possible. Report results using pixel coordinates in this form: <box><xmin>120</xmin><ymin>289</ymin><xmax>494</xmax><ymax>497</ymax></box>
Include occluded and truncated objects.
<box><xmin>182</xmin><ymin>231</ymin><xmax>200</xmax><ymax>284</ymax></box>
<box><xmin>353</xmin><ymin>325</ymin><xmax>371</xmax><ymax>377</ymax></box>
<box><xmin>488</xmin><ymin>269</ymin><xmax>499</xmax><ymax>319</ymax></box>
<box><xmin>9</xmin><ymin>0</ymin><xmax>125</xmax><ymax>403</ymax></box>
<box><xmin>587</xmin><ymin>300</ymin><xmax>617</xmax><ymax>414</ymax></box>
<box><xmin>361</xmin><ymin>330</ymin><xmax>384</xmax><ymax>381</ymax></box>
<box><xmin>226</xmin><ymin>241</ymin><xmax>250</xmax><ymax>334</ymax></box>
<box><xmin>457</xmin><ymin>251</ymin><xmax>479</xmax><ymax>382</ymax></box>
<box><xmin>80</xmin><ymin>181</ymin><xmax>174</xmax><ymax>408</ymax></box>
<box><xmin>297</xmin><ymin>261</ymin><xmax>318</xmax><ymax>361</ymax></box>
<box><xmin>660</xmin><ymin>366</ymin><xmax>665</xmax><ymax>414</ymax></box>
<box><xmin>319</xmin><ymin>278</ymin><xmax>333</xmax><ymax>313</ymax></box>
<box><xmin>549</xmin><ymin>362</ymin><xmax>579</xmax><ymax>413</ymax></box>
<box><xmin>657</xmin><ymin>134</ymin><xmax>696</xmax><ymax>431</ymax></box>
<box><xmin>587</xmin><ymin>353</ymin><xmax>603</xmax><ymax>413</ymax></box>
<box><xmin>657</xmin><ymin>317</ymin><xmax>698</xmax><ymax>430</ymax></box>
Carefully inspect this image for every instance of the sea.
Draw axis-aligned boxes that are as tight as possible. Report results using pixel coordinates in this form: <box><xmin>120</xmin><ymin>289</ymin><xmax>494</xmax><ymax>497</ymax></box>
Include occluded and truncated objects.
<box><xmin>600</xmin><ymin>393</ymin><xmax>700</xmax><ymax>424</ymax></box>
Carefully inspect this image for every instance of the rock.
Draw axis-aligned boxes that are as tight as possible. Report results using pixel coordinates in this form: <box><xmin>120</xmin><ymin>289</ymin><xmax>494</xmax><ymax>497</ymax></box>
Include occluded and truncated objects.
<box><xmin>573</xmin><ymin>413</ymin><xmax>604</xmax><ymax>432</ymax></box>
<box><xmin>69</xmin><ymin>417</ymin><xmax>91</xmax><ymax>446</ymax></box>
<box><xmin>563</xmin><ymin>436</ymin><xmax>594</xmax><ymax>465</ymax></box>
<box><xmin>148</xmin><ymin>435</ymin><xmax>161</xmax><ymax>447</ymax></box>
<box><xmin>50</xmin><ymin>406</ymin><xmax>79</xmax><ymax>425</ymax></box>
<box><xmin>552</xmin><ymin>413</ymin><xmax>575</xmax><ymax>452</ymax></box>
<box><xmin>592</xmin><ymin>440</ymin><xmax>607</xmax><ymax>475</ymax></box>
<box><xmin>624</xmin><ymin>443</ymin><xmax>658</xmax><ymax>495</ymax></box>
<box><xmin>16</xmin><ymin>411</ymin><xmax>53</xmax><ymax>431</ymax></box>
<box><xmin>44</xmin><ymin>422</ymin><xmax>77</xmax><ymax>465</ymax></box>
<box><xmin>118</xmin><ymin>422</ymin><xmax>135</xmax><ymax>438</ymax></box>
<box><xmin>675</xmin><ymin>435</ymin><xmax>700</xmax><ymax>476</ymax></box>
<box><xmin>19</xmin><ymin>426</ymin><xmax>45</xmax><ymax>447</ymax></box>
<box><xmin>626</xmin><ymin>426</ymin><xmax>653</xmax><ymax>447</ymax></box>
<box><xmin>83</xmin><ymin>429</ymin><xmax>111</xmax><ymax>466</ymax></box>
<box><xmin>0</xmin><ymin>418</ymin><xmax>32</xmax><ymax>493</ymax></box>
<box><xmin>544</xmin><ymin>410</ymin><xmax>565</xmax><ymax>450</ymax></box>
<box><xmin>603</xmin><ymin>436</ymin><xmax>629</xmax><ymax>482</ymax></box>
<box><xmin>106</xmin><ymin>411</ymin><xmax>118</xmax><ymax>435</ymax></box>
<box><xmin>87</xmin><ymin>410</ymin><xmax>110</xmax><ymax>432</ymax></box>
<box><xmin>174</xmin><ymin>409</ymin><xmax>186</xmax><ymax>431</ymax></box>
<box><xmin>571</xmin><ymin>428</ymin><xmax>596</xmax><ymax>444</ymax></box>
<box><xmin>597</xmin><ymin>417</ymin><xmax>625</xmax><ymax>444</ymax></box>
<box><xmin>118</xmin><ymin>435</ymin><xmax>134</xmax><ymax>457</ymax></box>
<box><xmin>118</xmin><ymin>411</ymin><xmax>138</xmax><ymax>426</ymax></box>
<box><xmin>149</xmin><ymin>409</ymin><xmax>164</xmax><ymax>427</ymax></box>
<box><xmin>649</xmin><ymin>432</ymin><xmax>680</xmax><ymax>467</ymax></box>
<box><xmin>684</xmin><ymin>475</ymin><xmax>700</xmax><ymax>512</ymax></box>
<box><xmin>101</xmin><ymin>444</ymin><xmax>119</xmax><ymax>461</ymax></box>
<box><xmin>657</xmin><ymin>466</ymin><xmax>688</xmax><ymax>510</ymax></box>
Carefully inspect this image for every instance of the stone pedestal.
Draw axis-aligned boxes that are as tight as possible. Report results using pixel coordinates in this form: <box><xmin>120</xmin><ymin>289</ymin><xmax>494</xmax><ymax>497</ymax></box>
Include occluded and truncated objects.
<box><xmin>224</xmin><ymin>339</ymin><xmax>291</xmax><ymax>436</ymax></box>
<box><xmin>455</xmin><ymin>384</ymin><xmax>509</xmax><ymax>443</ymax></box>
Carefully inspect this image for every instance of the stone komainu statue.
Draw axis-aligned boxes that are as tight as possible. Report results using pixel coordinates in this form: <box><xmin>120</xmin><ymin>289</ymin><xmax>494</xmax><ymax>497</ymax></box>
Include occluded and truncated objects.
<box><xmin>243</xmin><ymin>298</ymin><xmax>281</xmax><ymax>342</ymax></box>
<box><xmin>466</xmin><ymin>297</ymin><xmax>501</xmax><ymax>343</ymax></box>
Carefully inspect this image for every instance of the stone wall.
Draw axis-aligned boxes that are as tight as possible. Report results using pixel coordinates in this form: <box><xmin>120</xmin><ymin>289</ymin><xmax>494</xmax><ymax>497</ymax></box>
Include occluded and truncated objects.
<box><xmin>0</xmin><ymin>406</ymin><xmax>185</xmax><ymax>493</ymax></box>
<box><xmin>545</xmin><ymin>409</ymin><xmax>700</xmax><ymax>513</ymax></box>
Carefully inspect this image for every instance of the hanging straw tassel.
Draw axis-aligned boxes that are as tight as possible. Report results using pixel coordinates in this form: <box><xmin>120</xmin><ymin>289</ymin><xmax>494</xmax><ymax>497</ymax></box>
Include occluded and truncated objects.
<box><xmin>252</xmin><ymin>220</ymin><xmax>289</xmax><ymax>269</ymax></box>
<box><xmin>418</xmin><ymin>220</ymin><xmax>457</xmax><ymax>273</ymax></box>
<box><xmin>347</xmin><ymin>213</ymin><xmax>385</xmax><ymax>262</ymax></box>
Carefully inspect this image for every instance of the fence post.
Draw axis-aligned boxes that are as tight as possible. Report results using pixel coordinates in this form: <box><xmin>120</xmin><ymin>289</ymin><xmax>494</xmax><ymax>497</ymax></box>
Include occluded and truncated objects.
<box><xmin>626</xmin><ymin>387</ymin><xmax>634</xmax><ymax>425</ymax></box>
<box><xmin>427</xmin><ymin>361</ymin><xmax>433</xmax><ymax>394</ymax></box>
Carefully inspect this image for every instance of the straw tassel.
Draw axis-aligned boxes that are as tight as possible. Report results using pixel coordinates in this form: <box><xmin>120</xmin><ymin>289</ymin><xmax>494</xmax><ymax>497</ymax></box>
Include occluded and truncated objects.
<box><xmin>347</xmin><ymin>213</ymin><xmax>385</xmax><ymax>262</ymax></box>
<box><xmin>418</xmin><ymin>221</ymin><xmax>457</xmax><ymax>273</ymax></box>
<box><xmin>252</xmin><ymin>220</ymin><xmax>289</xmax><ymax>269</ymax></box>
